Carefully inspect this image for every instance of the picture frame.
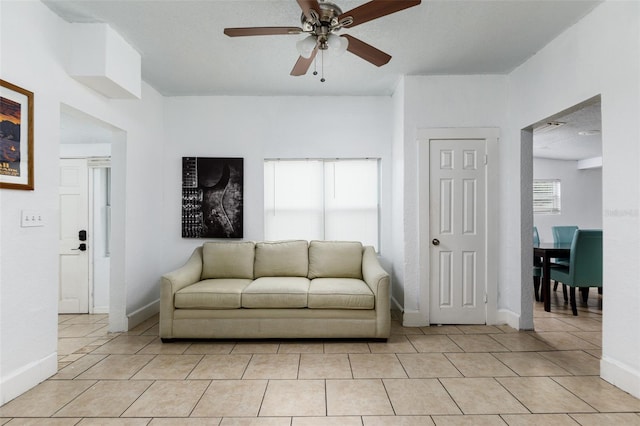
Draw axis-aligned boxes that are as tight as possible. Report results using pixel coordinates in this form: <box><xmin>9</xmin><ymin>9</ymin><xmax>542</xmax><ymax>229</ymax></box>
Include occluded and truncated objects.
<box><xmin>182</xmin><ymin>157</ymin><xmax>244</xmax><ymax>238</ymax></box>
<box><xmin>0</xmin><ymin>79</ymin><xmax>34</xmax><ymax>190</ymax></box>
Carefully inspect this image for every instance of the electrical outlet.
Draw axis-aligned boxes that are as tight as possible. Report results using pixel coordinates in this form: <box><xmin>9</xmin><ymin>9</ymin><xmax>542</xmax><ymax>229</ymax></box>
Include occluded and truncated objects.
<box><xmin>21</xmin><ymin>210</ymin><xmax>45</xmax><ymax>227</ymax></box>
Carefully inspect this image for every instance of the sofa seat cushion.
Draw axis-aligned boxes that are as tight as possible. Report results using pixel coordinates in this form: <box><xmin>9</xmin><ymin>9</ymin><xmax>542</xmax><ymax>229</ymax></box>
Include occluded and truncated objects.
<box><xmin>308</xmin><ymin>241</ymin><xmax>363</xmax><ymax>279</ymax></box>
<box><xmin>175</xmin><ymin>279</ymin><xmax>252</xmax><ymax>309</ymax></box>
<box><xmin>242</xmin><ymin>277</ymin><xmax>310</xmax><ymax>308</ymax></box>
<box><xmin>308</xmin><ymin>278</ymin><xmax>374</xmax><ymax>309</ymax></box>
<box><xmin>254</xmin><ymin>240</ymin><xmax>309</xmax><ymax>278</ymax></box>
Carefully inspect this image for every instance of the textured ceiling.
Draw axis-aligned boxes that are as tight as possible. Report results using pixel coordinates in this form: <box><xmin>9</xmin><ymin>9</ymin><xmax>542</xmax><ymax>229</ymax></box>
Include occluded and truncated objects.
<box><xmin>47</xmin><ymin>0</ymin><xmax>603</xmax><ymax>160</ymax></box>
<box><xmin>533</xmin><ymin>100</ymin><xmax>602</xmax><ymax>161</ymax></box>
<box><xmin>44</xmin><ymin>0</ymin><xmax>602</xmax><ymax>96</ymax></box>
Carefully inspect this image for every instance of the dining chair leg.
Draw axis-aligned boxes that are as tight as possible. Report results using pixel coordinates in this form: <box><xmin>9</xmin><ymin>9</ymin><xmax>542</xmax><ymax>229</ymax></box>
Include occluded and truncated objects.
<box><xmin>553</xmin><ymin>281</ymin><xmax>558</xmax><ymax>291</ymax></box>
<box><xmin>533</xmin><ymin>276</ymin><xmax>540</xmax><ymax>302</ymax></box>
<box><xmin>569</xmin><ymin>287</ymin><xmax>578</xmax><ymax>316</ymax></box>
<box><xmin>580</xmin><ymin>287</ymin><xmax>589</xmax><ymax>304</ymax></box>
<box><xmin>562</xmin><ymin>284</ymin><xmax>568</xmax><ymax>303</ymax></box>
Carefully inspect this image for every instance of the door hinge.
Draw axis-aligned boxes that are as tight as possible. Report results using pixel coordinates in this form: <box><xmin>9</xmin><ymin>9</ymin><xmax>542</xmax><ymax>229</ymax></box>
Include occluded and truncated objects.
<box><xmin>484</xmin><ymin>155</ymin><xmax>488</xmax><ymax>165</ymax></box>
<box><xmin>484</xmin><ymin>293</ymin><xmax>488</xmax><ymax>304</ymax></box>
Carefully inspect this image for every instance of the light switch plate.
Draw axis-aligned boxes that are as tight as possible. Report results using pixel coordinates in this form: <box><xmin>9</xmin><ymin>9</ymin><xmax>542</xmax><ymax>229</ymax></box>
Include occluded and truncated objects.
<box><xmin>21</xmin><ymin>210</ymin><xmax>45</xmax><ymax>227</ymax></box>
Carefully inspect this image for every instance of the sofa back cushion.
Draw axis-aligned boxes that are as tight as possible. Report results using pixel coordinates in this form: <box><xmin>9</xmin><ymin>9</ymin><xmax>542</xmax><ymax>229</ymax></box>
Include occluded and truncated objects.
<box><xmin>254</xmin><ymin>240</ymin><xmax>309</xmax><ymax>277</ymax></box>
<box><xmin>308</xmin><ymin>240</ymin><xmax>363</xmax><ymax>279</ymax></box>
<box><xmin>201</xmin><ymin>241</ymin><xmax>255</xmax><ymax>279</ymax></box>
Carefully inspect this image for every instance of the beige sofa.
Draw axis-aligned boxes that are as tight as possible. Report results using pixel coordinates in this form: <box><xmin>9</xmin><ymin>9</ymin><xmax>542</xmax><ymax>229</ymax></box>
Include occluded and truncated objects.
<box><xmin>160</xmin><ymin>240</ymin><xmax>390</xmax><ymax>341</ymax></box>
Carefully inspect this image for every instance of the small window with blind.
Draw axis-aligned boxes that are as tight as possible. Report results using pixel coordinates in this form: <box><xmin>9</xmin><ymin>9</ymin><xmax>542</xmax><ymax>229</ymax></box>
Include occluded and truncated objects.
<box><xmin>533</xmin><ymin>179</ymin><xmax>561</xmax><ymax>214</ymax></box>
<box><xmin>264</xmin><ymin>158</ymin><xmax>380</xmax><ymax>250</ymax></box>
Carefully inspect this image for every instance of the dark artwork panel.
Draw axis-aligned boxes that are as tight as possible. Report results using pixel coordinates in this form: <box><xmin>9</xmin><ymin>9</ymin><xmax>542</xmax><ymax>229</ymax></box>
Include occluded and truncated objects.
<box><xmin>182</xmin><ymin>157</ymin><xmax>243</xmax><ymax>238</ymax></box>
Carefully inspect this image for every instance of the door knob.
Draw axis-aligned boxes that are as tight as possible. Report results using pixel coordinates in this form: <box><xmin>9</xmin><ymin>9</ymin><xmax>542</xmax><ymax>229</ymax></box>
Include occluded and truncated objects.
<box><xmin>432</xmin><ymin>239</ymin><xmax>440</xmax><ymax>246</ymax></box>
<box><xmin>72</xmin><ymin>243</ymin><xmax>87</xmax><ymax>251</ymax></box>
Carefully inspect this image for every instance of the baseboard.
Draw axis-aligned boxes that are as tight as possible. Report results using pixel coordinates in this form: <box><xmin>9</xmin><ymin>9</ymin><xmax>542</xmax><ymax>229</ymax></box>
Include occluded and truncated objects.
<box><xmin>127</xmin><ymin>299</ymin><xmax>160</xmax><ymax>330</ymax></box>
<box><xmin>496</xmin><ymin>309</ymin><xmax>522</xmax><ymax>330</ymax></box>
<box><xmin>0</xmin><ymin>352</ymin><xmax>57</xmax><ymax>405</ymax></box>
<box><xmin>601</xmin><ymin>355</ymin><xmax>640</xmax><ymax>399</ymax></box>
<box><xmin>91</xmin><ymin>306</ymin><xmax>109</xmax><ymax>314</ymax></box>
<box><xmin>402</xmin><ymin>310</ymin><xmax>428</xmax><ymax>327</ymax></box>
<box><xmin>389</xmin><ymin>295</ymin><xmax>403</xmax><ymax>313</ymax></box>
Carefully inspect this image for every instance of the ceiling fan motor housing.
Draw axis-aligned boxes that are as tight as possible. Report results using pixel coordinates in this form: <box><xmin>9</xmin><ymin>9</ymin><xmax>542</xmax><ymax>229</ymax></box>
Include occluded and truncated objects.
<box><xmin>301</xmin><ymin>1</ymin><xmax>351</xmax><ymax>48</ymax></box>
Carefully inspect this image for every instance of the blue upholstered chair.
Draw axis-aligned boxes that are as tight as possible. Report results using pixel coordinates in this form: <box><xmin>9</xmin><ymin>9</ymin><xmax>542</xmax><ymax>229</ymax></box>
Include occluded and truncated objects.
<box><xmin>549</xmin><ymin>230</ymin><xmax>603</xmax><ymax>316</ymax></box>
<box><xmin>552</xmin><ymin>226</ymin><xmax>578</xmax><ymax>266</ymax></box>
<box><xmin>533</xmin><ymin>227</ymin><xmax>542</xmax><ymax>301</ymax></box>
<box><xmin>551</xmin><ymin>225</ymin><xmax>578</xmax><ymax>295</ymax></box>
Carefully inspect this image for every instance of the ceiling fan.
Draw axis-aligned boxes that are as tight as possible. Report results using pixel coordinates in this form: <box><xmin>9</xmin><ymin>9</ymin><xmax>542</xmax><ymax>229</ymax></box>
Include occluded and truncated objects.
<box><xmin>224</xmin><ymin>0</ymin><xmax>421</xmax><ymax>80</ymax></box>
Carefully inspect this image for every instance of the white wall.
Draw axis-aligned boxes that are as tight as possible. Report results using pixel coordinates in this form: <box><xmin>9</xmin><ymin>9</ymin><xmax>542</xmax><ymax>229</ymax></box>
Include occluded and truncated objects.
<box><xmin>533</xmin><ymin>158</ymin><xmax>602</xmax><ymax>243</ymax></box>
<box><xmin>161</xmin><ymin>96</ymin><xmax>393</xmax><ymax>272</ymax></box>
<box><xmin>390</xmin><ymin>78</ymin><xmax>406</xmax><ymax>311</ymax></box>
<box><xmin>395</xmin><ymin>75</ymin><xmax>508</xmax><ymax>325</ymax></box>
<box><xmin>0</xmin><ymin>1</ymin><xmax>165</xmax><ymax>404</ymax></box>
<box><xmin>507</xmin><ymin>1</ymin><xmax>640</xmax><ymax>397</ymax></box>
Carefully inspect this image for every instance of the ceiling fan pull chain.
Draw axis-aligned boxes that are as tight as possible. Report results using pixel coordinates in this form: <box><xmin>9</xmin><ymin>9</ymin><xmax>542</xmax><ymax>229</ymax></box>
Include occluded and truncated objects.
<box><xmin>320</xmin><ymin>49</ymin><xmax>326</xmax><ymax>83</ymax></box>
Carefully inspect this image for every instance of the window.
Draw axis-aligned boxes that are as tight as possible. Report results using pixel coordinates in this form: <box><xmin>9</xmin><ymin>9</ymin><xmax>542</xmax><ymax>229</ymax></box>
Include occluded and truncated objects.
<box><xmin>533</xmin><ymin>179</ymin><xmax>561</xmax><ymax>214</ymax></box>
<box><xmin>264</xmin><ymin>159</ymin><xmax>379</xmax><ymax>249</ymax></box>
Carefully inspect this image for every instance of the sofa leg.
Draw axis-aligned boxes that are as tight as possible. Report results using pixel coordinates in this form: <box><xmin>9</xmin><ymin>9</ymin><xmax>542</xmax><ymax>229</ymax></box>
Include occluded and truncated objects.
<box><xmin>562</xmin><ymin>284</ymin><xmax>568</xmax><ymax>303</ymax></box>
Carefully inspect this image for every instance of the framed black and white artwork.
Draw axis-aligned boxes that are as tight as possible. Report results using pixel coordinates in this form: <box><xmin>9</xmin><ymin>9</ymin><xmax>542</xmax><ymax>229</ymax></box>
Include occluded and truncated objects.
<box><xmin>182</xmin><ymin>157</ymin><xmax>243</xmax><ymax>238</ymax></box>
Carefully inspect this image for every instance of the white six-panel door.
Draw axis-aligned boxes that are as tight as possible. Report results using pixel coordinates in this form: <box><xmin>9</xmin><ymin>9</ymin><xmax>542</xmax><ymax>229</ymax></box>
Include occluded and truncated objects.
<box><xmin>429</xmin><ymin>138</ymin><xmax>487</xmax><ymax>324</ymax></box>
<box><xmin>59</xmin><ymin>158</ymin><xmax>89</xmax><ymax>313</ymax></box>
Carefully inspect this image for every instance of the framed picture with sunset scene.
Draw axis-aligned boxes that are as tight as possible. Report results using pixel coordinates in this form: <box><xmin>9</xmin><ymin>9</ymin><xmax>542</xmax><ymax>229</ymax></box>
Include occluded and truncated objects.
<box><xmin>0</xmin><ymin>79</ymin><xmax>34</xmax><ymax>190</ymax></box>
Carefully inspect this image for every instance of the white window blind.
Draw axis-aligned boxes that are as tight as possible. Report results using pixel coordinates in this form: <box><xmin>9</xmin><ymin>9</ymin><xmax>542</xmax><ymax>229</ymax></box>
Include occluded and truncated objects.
<box><xmin>264</xmin><ymin>159</ymin><xmax>379</xmax><ymax>249</ymax></box>
<box><xmin>533</xmin><ymin>179</ymin><xmax>561</xmax><ymax>214</ymax></box>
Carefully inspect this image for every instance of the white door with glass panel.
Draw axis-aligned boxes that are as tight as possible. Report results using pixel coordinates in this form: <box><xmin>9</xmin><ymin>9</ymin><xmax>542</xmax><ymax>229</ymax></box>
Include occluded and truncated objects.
<box><xmin>59</xmin><ymin>158</ymin><xmax>90</xmax><ymax>314</ymax></box>
<box><xmin>429</xmin><ymin>139</ymin><xmax>486</xmax><ymax>324</ymax></box>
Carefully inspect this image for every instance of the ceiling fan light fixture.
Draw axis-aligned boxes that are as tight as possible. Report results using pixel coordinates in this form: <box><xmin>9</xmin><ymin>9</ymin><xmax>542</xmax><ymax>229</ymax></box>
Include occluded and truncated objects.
<box><xmin>296</xmin><ymin>35</ymin><xmax>317</xmax><ymax>58</ymax></box>
<box><xmin>578</xmin><ymin>130</ymin><xmax>601</xmax><ymax>136</ymax></box>
<box><xmin>327</xmin><ymin>33</ymin><xmax>348</xmax><ymax>54</ymax></box>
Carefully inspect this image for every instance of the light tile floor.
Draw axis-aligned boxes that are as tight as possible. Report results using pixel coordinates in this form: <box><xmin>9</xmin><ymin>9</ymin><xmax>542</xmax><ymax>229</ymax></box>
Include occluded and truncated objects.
<box><xmin>2</xmin><ymin>289</ymin><xmax>640</xmax><ymax>425</ymax></box>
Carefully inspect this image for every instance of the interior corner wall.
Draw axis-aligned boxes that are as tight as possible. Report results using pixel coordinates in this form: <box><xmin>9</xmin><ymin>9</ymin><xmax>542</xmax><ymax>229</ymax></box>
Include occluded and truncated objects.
<box><xmin>507</xmin><ymin>0</ymin><xmax>640</xmax><ymax>397</ymax></box>
<box><xmin>533</xmin><ymin>158</ymin><xmax>603</xmax><ymax>243</ymax></box>
<box><xmin>160</xmin><ymin>96</ymin><xmax>393</xmax><ymax>273</ymax></box>
<box><xmin>0</xmin><ymin>1</ymin><xmax>165</xmax><ymax>404</ymax></box>
<box><xmin>390</xmin><ymin>78</ymin><xmax>406</xmax><ymax>311</ymax></box>
<box><xmin>398</xmin><ymin>75</ymin><xmax>508</xmax><ymax>326</ymax></box>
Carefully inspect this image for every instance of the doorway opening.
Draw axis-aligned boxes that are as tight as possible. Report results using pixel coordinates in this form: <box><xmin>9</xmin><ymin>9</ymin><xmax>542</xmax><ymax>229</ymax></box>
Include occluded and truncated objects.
<box><xmin>523</xmin><ymin>95</ymin><xmax>603</xmax><ymax>327</ymax></box>
<box><xmin>59</xmin><ymin>105</ymin><xmax>126</xmax><ymax>331</ymax></box>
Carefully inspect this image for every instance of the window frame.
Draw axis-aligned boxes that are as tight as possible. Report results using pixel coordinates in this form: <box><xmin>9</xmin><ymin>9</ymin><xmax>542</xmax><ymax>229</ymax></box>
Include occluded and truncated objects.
<box><xmin>533</xmin><ymin>179</ymin><xmax>561</xmax><ymax>215</ymax></box>
<box><xmin>264</xmin><ymin>158</ymin><xmax>381</xmax><ymax>249</ymax></box>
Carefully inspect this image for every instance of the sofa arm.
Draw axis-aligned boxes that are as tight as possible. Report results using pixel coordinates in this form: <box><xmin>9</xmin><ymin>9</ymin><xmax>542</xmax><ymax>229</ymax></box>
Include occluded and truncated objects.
<box><xmin>160</xmin><ymin>246</ymin><xmax>203</xmax><ymax>338</ymax></box>
<box><xmin>362</xmin><ymin>246</ymin><xmax>391</xmax><ymax>338</ymax></box>
<box><xmin>362</xmin><ymin>246</ymin><xmax>389</xmax><ymax>295</ymax></box>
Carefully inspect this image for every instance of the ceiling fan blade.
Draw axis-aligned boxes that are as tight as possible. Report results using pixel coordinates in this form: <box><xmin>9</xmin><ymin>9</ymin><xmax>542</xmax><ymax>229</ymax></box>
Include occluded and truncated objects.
<box><xmin>224</xmin><ymin>27</ymin><xmax>303</xmax><ymax>37</ymax></box>
<box><xmin>341</xmin><ymin>34</ymin><xmax>391</xmax><ymax>66</ymax></box>
<box><xmin>339</xmin><ymin>0</ymin><xmax>421</xmax><ymax>28</ymax></box>
<box><xmin>296</xmin><ymin>0</ymin><xmax>321</xmax><ymax>22</ymax></box>
<box><xmin>290</xmin><ymin>47</ymin><xmax>319</xmax><ymax>76</ymax></box>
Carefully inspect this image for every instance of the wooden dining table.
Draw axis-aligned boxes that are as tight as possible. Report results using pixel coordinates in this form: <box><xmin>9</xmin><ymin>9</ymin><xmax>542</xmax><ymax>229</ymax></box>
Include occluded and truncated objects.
<box><xmin>533</xmin><ymin>242</ymin><xmax>571</xmax><ymax>312</ymax></box>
